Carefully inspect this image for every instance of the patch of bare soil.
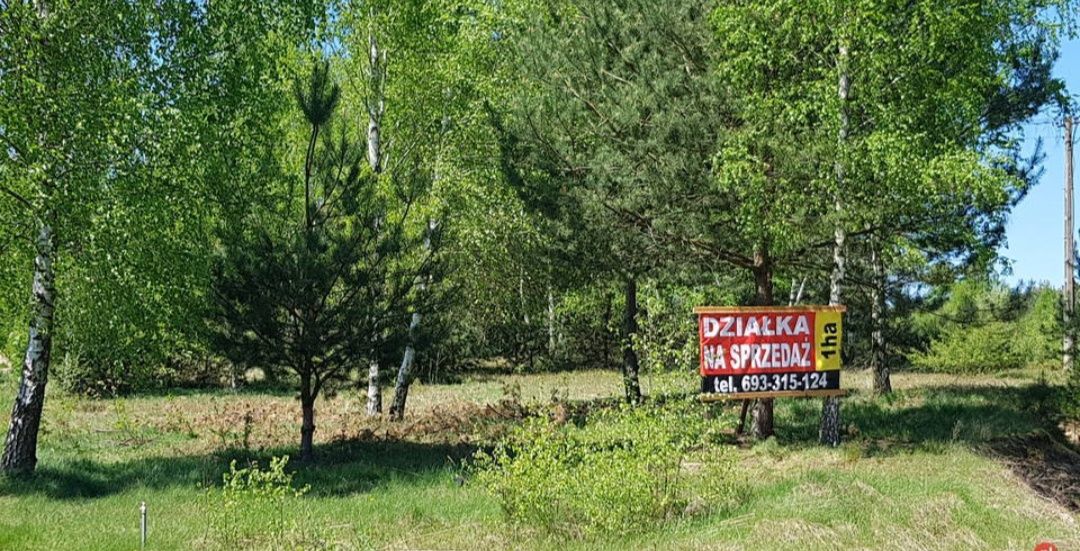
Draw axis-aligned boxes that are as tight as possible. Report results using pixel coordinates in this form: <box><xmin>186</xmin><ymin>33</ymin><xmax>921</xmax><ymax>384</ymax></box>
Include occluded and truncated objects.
<box><xmin>987</xmin><ymin>432</ymin><xmax>1080</xmax><ymax>512</ymax></box>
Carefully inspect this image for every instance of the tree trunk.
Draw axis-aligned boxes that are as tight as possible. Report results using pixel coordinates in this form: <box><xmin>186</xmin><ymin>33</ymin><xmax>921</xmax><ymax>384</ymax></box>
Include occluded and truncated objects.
<box><xmin>789</xmin><ymin>277</ymin><xmax>806</xmax><ymax>307</ymax></box>
<box><xmin>299</xmin><ymin>371</ymin><xmax>315</xmax><ymax>463</ymax></box>
<box><xmin>366</xmin><ymin>358</ymin><xmax>381</xmax><ymax>416</ymax></box>
<box><xmin>622</xmin><ymin>276</ymin><xmax>642</xmax><ymax>404</ymax></box>
<box><xmin>819</xmin><ymin>219</ymin><xmax>844</xmax><ymax>445</ymax></box>
<box><xmin>361</xmin><ymin>32</ymin><xmax>385</xmax><ymax>416</ymax></box>
<box><xmin>389</xmin><ymin>220</ymin><xmax>437</xmax><ymax>421</ymax></box>
<box><xmin>602</xmin><ymin>294</ymin><xmax>613</xmax><ymax>365</ymax></box>
<box><xmin>366</xmin><ymin>33</ymin><xmax>384</xmax><ymax>174</ymax></box>
<box><xmin>2</xmin><ymin>223</ymin><xmax>56</xmax><ymax>474</ymax></box>
<box><xmin>750</xmin><ymin>247</ymin><xmax>774</xmax><ymax>439</ymax></box>
<box><xmin>820</xmin><ymin>40</ymin><xmax>850</xmax><ymax>448</ymax></box>
<box><xmin>519</xmin><ymin>268</ymin><xmax>532</xmax><ymax>368</ymax></box>
<box><xmin>547</xmin><ymin>285</ymin><xmax>556</xmax><ymax>355</ymax></box>
<box><xmin>871</xmin><ymin>241</ymin><xmax>891</xmax><ymax>394</ymax></box>
<box><xmin>389</xmin><ymin>313</ymin><xmax>420</xmax><ymax>421</ymax></box>
<box><xmin>519</xmin><ymin>269</ymin><xmax>530</xmax><ymax>326</ymax></box>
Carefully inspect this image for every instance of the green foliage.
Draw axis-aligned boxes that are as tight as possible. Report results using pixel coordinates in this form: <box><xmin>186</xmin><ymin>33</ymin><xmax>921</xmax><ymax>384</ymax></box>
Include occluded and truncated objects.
<box><xmin>549</xmin><ymin>285</ymin><xmax>620</xmax><ymax>371</ymax></box>
<box><xmin>1014</xmin><ymin>286</ymin><xmax>1062</xmax><ymax>368</ymax></box>
<box><xmin>634</xmin><ymin>284</ymin><xmax>703</xmax><ymax>374</ymax></box>
<box><xmin>636</xmin><ymin>279</ymin><xmax>744</xmax><ymax>374</ymax></box>
<box><xmin>473</xmin><ymin>400</ymin><xmax>739</xmax><ymax>539</ymax></box>
<box><xmin>205</xmin><ymin>455</ymin><xmax>314</xmax><ymax>549</ymax></box>
<box><xmin>0</xmin><ymin>0</ymin><xmax>317</xmax><ymax>394</ymax></box>
<box><xmin>210</xmin><ymin>59</ymin><xmax>424</xmax><ymax>397</ymax></box>
<box><xmin>913</xmin><ymin>320</ymin><xmax>1027</xmax><ymax>373</ymax></box>
<box><xmin>1058</xmin><ymin>375</ymin><xmax>1080</xmax><ymax>422</ymax></box>
<box><xmin>910</xmin><ymin>280</ymin><xmax>1060</xmax><ymax>373</ymax></box>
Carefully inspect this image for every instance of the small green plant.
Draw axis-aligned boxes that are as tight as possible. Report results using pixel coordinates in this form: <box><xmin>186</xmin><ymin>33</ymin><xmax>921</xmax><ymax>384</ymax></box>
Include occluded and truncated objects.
<box><xmin>473</xmin><ymin>400</ymin><xmax>738</xmax><ymax>539</ymax></box>
<box><xmin>205</xmin><ymin>455</ymin><xmax>312</xmax><ymax>549</ymax></box>
<box><xmin>111</xmin><ymin>398</ymin><xmax>151</xmax><ymax>447</ymax></box>
<box><xmin>112</xmin><ymin>399</ymin><xmax>134</xmax><ymax>435</ymax></box>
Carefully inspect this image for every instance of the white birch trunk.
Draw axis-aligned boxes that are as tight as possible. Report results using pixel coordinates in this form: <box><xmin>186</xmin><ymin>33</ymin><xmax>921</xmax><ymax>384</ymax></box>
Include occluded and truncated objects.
<box><xmin>363</xmin><ymin>31</ymin><xmax>385</xmax><ymax>416</ymax></box>
<box><xmin>388</xmin><ymin>313</ymin><xmax>420</xmax><ymax>421</ymax></box>
<box><xmin>366</xmin><ymin>33</ymin><xmax>384</xmax><ymax>174</ymax></box>
<box><xmin>2</xmin><ymin>223</ymin><xmax>56</xmax><ymax>473</ymax></box>
<box><xmin>389</xmin><ymin>220</ymin><xmax>438</xmax><ymax>420</ymax></box>
<box><xmin>519</xmin><ymin>268</ymin><xmax>530</xmax><ymax>326</ymax></box>
<box><xmin>366</xmin><ymin>359</ymin><xmax>382</xmax><ymax>416</ymax></box>
<box><xmin>819</xmin><ymin>41</ymin><xmax>849</xmax><ymax>448</ymax></box>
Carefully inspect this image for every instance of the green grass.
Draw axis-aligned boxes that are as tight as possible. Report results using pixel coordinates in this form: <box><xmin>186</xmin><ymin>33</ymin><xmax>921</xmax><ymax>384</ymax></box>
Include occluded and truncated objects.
<box><xmin>0</xmin><ymin>368</ymin><xmax>1076</xmax><ymax>549</ymax></box>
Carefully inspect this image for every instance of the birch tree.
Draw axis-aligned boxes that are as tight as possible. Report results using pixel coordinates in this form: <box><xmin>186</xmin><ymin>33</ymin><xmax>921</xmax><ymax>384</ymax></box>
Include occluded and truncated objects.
<box><xmin>820</xmin><ymin>23</ymin><xmax>850</xmax><ymax>447</ymax></box>
<box><xmin>0</xmin><ymin>0</ymin><xmax>163</xmax><ymax>472</ymax></box>
<box><xmin>340</xmin><ymin>0</ymin><xmax>488</xmax><ymax>418</ymax></box>
<box><xmin>830</xmin><ymin>0</ymin><xmax>1073</xmax><ymax>399</ymax></box>
<box><xmin>363</xmin><ymin>27</ymin><xmax>387</xmax><ymax>416</ymax></box>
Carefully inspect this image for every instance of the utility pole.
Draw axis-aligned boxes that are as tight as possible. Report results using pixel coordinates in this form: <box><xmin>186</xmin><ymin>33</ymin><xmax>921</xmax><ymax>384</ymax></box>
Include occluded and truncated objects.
<box><xmin>1065</xmin><ymin>115</ymin><xmax>1075</xmax><ymax>371</ymax></box>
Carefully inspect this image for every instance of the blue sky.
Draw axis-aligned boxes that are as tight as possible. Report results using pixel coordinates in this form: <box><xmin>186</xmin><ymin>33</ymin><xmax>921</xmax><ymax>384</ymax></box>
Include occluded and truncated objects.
<box><xmin>1002</xmin><ymin>36</ymin><xmax>1079</xmax><ymax>286</ymax></box>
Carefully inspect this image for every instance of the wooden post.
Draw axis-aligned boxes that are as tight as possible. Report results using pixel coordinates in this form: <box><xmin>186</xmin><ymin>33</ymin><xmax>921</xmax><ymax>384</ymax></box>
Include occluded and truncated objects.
<box><xmin>1066</xmin><ymin>115</ymin><xmax>1075</xmax><ymax>371</ymax></box>
<box><xmin>140</xmin><ymin>501</ymin><xmax>147</xmax><ymax>549</ymax></box>
<box><xmin>735</xmin><ymin>400</ymin><xmax>750</xmax><ymax>436</ymax></box>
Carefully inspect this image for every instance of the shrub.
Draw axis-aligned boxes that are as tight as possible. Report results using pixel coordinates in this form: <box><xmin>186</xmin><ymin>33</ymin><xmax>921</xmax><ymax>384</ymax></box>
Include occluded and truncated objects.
<box><xmin>908</xmin><ymin>280</ymin><xmax>1061</xmax><ymax>373</ymax></box>
<box><xmin>636</xmin><ymin>283</ymin><xmax>707</xmax><ymax>374</ymax></box>
<box><xmin>473</xmin><ymin>400</ymin><xmax>738</xmax><ymax>539</ymax></box>
<box><xmin>1013</xmin><ymin>286</ymin><xmax>1061</xmax><ymax>368</ymax></box>
<box><xmin>911</xmin><ymin>321</ymin><xmax>1025</xmax><ymax>373</ymax></box>
<box><xmin>204</xmin><ymin>456</ymin><xmax>315</xmax><ymax>550</ymax></box>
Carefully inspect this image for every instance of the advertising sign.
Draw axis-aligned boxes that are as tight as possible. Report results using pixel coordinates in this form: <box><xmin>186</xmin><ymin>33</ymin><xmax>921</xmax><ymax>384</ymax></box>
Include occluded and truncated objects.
<box><xmin>696</xmin><ymin>306</ymin><xmax>845</xmax><ymax>397</ymax></box>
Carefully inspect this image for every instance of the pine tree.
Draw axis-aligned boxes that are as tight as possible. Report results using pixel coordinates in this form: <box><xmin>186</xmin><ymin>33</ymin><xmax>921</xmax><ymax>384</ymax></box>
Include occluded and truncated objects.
<box><xmin>210</xmin><ymin>60</ymin><xmax>427</xmax><ymax>461</ymax></box>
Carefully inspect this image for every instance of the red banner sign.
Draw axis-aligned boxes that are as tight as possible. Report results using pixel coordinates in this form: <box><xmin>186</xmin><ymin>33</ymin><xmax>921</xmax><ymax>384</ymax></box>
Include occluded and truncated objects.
<box><xmin>696</xmin><ymin>306</ymin><xmax>845</xmax><ymax>396</ymax></box>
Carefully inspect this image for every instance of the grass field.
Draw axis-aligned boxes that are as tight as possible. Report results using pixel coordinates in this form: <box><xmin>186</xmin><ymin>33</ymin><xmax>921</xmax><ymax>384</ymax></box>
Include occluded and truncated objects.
<box><xmin>0</xmin><ymin>368</ymin><xmax>1077</xmax><ymax>550</ymax></box>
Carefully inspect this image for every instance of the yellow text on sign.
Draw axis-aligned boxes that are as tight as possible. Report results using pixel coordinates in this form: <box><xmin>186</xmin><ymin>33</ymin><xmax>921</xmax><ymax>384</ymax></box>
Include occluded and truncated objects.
<box><xmin>814</xmin><ymin>311</ymin><xmax>843</xmax><ymax>371</ymax></box>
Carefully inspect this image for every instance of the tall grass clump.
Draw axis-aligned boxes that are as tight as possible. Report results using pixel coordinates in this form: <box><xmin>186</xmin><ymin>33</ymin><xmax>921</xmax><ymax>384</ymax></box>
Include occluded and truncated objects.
<box><xmin>473</xmin><ymin>399</ymin><xmax>738</xmax><ymax>539</ymax></box>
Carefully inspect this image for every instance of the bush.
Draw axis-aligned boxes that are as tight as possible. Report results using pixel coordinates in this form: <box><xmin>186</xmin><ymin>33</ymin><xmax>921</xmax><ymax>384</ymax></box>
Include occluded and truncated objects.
<box><xmin>908</xmin><ymin>280</ymin><xmax>1060</xmax><ymax>373</ymax></box>
<box><xmin>911</xmin><ymin>321</ymin><xmax>1026</xmax><ymax>373</ymax></box>
<box><xmin>1013</xmin><ymin>286</ymin><xmax>1061</xmax><ymax>368</ymax></box>
<box><xmin>473</xmin><ymin>400</ymin><xmax>738</xmax><ymax>539</ymax></box>
<box><xmin>204</xmin><ymin>456</ymin><xmax>316</xmax><ymax>550</ymax></box>
<box><xmin>635</xmin><ymin>283</ymin><xmax>707</xmax><ymax>374</ymax></box>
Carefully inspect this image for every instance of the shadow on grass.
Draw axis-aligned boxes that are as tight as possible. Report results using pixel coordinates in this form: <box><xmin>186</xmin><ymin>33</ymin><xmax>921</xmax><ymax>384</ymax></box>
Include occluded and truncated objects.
<box><xmin>2</xmin><ymin>378</ymin><xmax>1063</xmax><ymax>502</ymax></box>
<box><xmin>0</xmin><ymin>438</ymin><xmax>474</xmax><ymax>501</ymax></box>
<box><xmin>122</xmin><ymin>383</ymin><xmax>301</xmax><ymax>399</ymax></box>
<box><xmin>769</xmin><ymin>381</ymin><xmax>1059</xmax><ymax>455</ymax></box>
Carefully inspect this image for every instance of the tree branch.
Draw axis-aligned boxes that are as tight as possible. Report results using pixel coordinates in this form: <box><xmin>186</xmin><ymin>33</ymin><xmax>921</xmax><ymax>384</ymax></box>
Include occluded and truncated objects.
<box><xmin>0</xmin><ymin>183</ymin><xmax>34</xmax><ymax>212</ymax></box>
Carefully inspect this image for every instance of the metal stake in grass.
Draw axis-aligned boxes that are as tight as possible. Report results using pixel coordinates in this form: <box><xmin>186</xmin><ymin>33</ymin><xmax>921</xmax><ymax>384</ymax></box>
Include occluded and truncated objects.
<box><xmin>140</xmin><ymin>501</ymin><xmax>147</xmax><ymax>549</ymax></box>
